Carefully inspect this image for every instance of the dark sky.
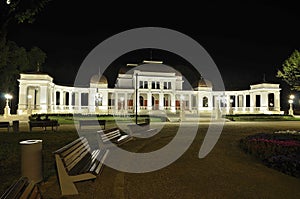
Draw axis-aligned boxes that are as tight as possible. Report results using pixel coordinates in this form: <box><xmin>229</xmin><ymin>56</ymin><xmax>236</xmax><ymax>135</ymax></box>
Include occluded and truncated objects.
<box><xmin>7</xmin><ymin>1</ymin><xmax>300</xmax><ymax>99</ymax></box>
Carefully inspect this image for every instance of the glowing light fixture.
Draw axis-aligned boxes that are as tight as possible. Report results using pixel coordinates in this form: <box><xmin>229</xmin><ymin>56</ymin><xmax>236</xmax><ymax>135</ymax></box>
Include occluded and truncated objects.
<box><xmin>142</xmin><ymin>60</ymin><xmax>163</xmax><ymax>64</ymax></box>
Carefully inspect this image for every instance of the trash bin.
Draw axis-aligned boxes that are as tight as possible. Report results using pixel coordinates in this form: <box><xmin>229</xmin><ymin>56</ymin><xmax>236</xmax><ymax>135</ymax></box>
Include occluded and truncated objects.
<box><xmin>12</xmin><ymin>120</ymin><xmax>19</xmax><ymax>133</ymax></box>
<box><xmin>19</xmin><ymin>140</ymin><xmax>43</xmax><ymax>183</ymax></box>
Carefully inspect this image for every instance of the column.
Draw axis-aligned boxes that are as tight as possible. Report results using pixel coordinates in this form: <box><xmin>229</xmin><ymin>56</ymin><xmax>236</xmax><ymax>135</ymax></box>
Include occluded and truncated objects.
<box><xmin>147</xmin><ymin>92</ymin><xmax>152</xmax><ymax>110</ymax></box>
<box><xmin>226</xmin><ymin>95</ymin><xmax>230</xmax><ymax>114</ymax></box>
<box><xmin>188</xmin><ymin>94</ymin><xmax>192</xmax><ymax>111</ymax></box>
<box><xmin>39</xmin><ymin>86</ymin><xmax>48</xmax><ymax>112</ymax></box>
<box><xmin>102</xmin><ymin>91</ymin><xmax>108</xmax><ymax>113</ymax></box>
<box><xmin>88</xmin><ymin>88</ymin><xmax>96</xmax><ymax>113</ymax></box>
<box><xmin>68</xmin><ymin>92</ymin><xmax>72</xmax><ymax>110</ymax></box>
<box><xmin>197</xmin><ymin>92</ymin><xmax>202</xmax><ymax>112</ymax></box>
<box><xmin>136</xmin><ymin>91</ymin><xmax>140</xmax><ymax>113</ymax></box>
<box><xmin>115</xmin><ymin>92</ymin><xmax>118</xmax><ymax>113</ymax></box>
<box><xmin>49</xmin><ymin>87</ymin><xmax>54</xmax><ymax>113</ymax></box>
<box><xmin>59</xmin><ymin>91</ymin><xmax>64</xmax><ymax>110</ymax></box>
<box><xmin>53</xmin><ymin>91</ymin><xmax>57</xmax><ymax>111</ymax></box>
<box><xmin>171</xmin><ymin>94</ymin><xmax>176</xmax><ymax>113</ymax></box>
<box><xmin>243</xmin><ymin>94</ymin><xmax>247</xmax><ymax>112</ymax></box>
<box><xmin>124</xmin><ymin>93</ymin><xmax>128</xmax><ymax>111</ymax></box>
<box><xmin>77</xmin><ymin>92</ymin><xmax>81</xmax><ymax>111</ymax></box>
<box><xmin>17</xmin><ymin>84</ymin><xmax>27</xmax><ymax>114</ymax></box>
<box><xmin>159</xmin><ymin>93</ymin><xmax>164</xmax><ymax>110</ymax></box>
<box><xmin>274</xmin><ymin>92</ymin><xmax>280</xmax><ymax>111</ymax></box>
<box><xmin>261</xmin><ymin>92</ymin><xmax>268</xmax><ymax>112</ymax></box>
<box><xmin>250</xmin><ymin>93</ymin><xmax>255</xmax><ymax>113</ymax></box>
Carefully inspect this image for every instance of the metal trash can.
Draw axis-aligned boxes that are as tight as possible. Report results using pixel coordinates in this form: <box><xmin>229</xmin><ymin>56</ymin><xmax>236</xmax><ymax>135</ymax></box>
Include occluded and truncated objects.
<box><xmin>12</xmin><ymin>120</ymin><xmax>19</xmax><ymax>133</ymax></box>
<box><xmin>19</xmin><ymin>140</ymin><xmax>43</xmax><ymax>183</ymax></box>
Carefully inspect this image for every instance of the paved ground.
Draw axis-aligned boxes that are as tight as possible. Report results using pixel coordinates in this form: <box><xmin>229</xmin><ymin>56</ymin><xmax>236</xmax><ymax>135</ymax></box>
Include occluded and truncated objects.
<box><xmin>33</xmin><ymin>120</ymin><xmax>300</xmax><ymax>199</ymax></box>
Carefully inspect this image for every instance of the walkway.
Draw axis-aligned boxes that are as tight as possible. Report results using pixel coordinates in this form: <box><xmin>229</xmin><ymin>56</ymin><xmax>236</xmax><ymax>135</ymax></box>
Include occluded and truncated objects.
<box><xmin>38</xmin><ymin>121</ymin><xmax>300</xmax><ymax>199</ymax></box>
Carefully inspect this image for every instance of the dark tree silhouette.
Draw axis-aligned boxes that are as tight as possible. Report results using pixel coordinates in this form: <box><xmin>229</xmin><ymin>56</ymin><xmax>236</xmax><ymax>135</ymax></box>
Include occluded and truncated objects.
<box><xmin>277</xmin><ymin>50</ymin><xmax>300</xmax><ymax>90</ymax></box>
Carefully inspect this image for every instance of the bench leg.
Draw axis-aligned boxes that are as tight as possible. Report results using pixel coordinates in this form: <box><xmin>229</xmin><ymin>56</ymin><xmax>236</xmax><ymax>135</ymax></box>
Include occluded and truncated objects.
<box><xmin>55</xmin><ymin>155</ymin><xmax>79</xmax><ymax>195</ymax></box>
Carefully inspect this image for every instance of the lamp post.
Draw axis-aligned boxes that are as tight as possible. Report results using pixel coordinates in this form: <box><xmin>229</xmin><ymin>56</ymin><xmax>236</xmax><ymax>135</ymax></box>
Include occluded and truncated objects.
<box><xmin>28</xmin><ymin>95</ymin><xmax>32</xmax><ymax>115</ymax></box>
<box><xmin>135</xmin><ymin>73</ymin><xmax>138</xmax><ymax>124</ymax></box>
<box><xmin>288</xmin><ymin>94</ymin><xmax>295</xmax><ymax>116</ymax></box>
<box><xmin>4</xmin><ymin>94</ymin><xmax>13</xmax><ymax>117</ymax></box>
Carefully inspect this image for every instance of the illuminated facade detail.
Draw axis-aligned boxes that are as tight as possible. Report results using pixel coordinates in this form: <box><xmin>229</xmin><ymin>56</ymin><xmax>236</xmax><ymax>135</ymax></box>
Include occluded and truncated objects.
<box><xmin>17</xmin><ymin>69</ymin><xmax>283</xmax><ymax>115</ymax></box>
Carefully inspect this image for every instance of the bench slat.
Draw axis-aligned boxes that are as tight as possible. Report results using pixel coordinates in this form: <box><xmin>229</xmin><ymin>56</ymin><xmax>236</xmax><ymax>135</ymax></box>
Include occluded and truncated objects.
<box><xmin>101</xmin><ymin>131</ymin><xmax>121</xmax><ymax>142</ymax></box>
<box><xmin>1</xmin><ymin>177</ymin><xmax>28</xmax><ymax>199</ymax></box>
<box><xmin>53</xmin><ymin>136</ymin><xmax>110</xmax><ymax>195</ymax></box>
<box><xmin>98</xmin><ymin>128</ymin><xmax>133</xmax><ymax>147</ymax></box>
<box><xmin>19</xmin><ymin>181</ymin><xmax>35</xmax><ymax>199</ymax></box>
<box><xmin>66</xmin><ymin>148</ymin><xmax>91</xmax><ymax>172</ymax></box>
<box><xmin>53</xmin><ymin>137</ymin><xmax>86</xmax><ymax>155</ymax></box>
<box><xmin>68</xmin><ymin>152</ymin><xmax>92</xmax><ymax>175</ymax></box>
<box><xmin>79</xmin><ymin>150</ymin><xmax>102</xmax><ymax>175</ymax></box>
<box><xmin>63</xmin><ymin>141</ymin><xmax>90</xmax><ymax>167</ymax></box>
<box><xmin>0</xmin><ymin>177</ymin><xmax>41</xmax><ymax>199</ymax></box>
<box><xmin>93</xmin><ymin>149</ymin><xmax>109</xmax><ymax>175</ymax></box>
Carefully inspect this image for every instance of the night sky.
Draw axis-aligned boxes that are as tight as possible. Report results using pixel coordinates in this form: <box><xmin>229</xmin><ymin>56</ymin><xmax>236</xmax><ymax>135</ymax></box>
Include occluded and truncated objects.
<box><xmin>7</xmin><ymin>1</ymin><xmax>300</xmax><ymax>109</ymax></box>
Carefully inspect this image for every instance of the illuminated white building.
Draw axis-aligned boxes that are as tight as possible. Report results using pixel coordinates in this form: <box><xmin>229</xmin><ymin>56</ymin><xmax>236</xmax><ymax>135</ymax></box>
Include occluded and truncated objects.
<box><xmin>17</xmin><ymin>62</ymin><xmax>283</xmax><ymax>115</ymax></box>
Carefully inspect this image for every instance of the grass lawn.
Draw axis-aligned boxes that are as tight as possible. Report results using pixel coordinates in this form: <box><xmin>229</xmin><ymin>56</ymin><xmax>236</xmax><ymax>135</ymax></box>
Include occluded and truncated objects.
<box><xmin>224</xmin><ymin>114</ymin><xmax>300</xmax><ymax>121</ymax></box>
<box><xmin>1</xmin><ymin>121</ymin><xmax>300</xmax><ymax>198</ymax></box>
<box><xmin>32</xmin><ymin>114</ymin><xmax>163</xmax><ymax>124</ymax></box>
<box><xmin>0</xmin><ymin>130</ymin><xmax>78</xmax><ymax>195</ymax></box>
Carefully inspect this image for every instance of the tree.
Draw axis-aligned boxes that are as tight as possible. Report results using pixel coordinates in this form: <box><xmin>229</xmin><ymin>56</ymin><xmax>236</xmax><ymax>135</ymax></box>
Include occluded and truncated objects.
<box><xmin>28</xmin><ymin>46</ymin><xmax>47</xmax><ymax>71</ymax></box>
<box><xmin>277</xmin><ymin>49</ymin><xmax>300</xmax><ymax>90</ymax></box>
<box><xmin>0</xmin><ymin>0</ymin><xmax>51</xmax><ymax>113</ymax></box>
<box><xmin>1</xmin><ymin>0</ymin><xmax>52</xmax><ymax>35</ymax></box>
<box><xmin>0</xmin><ymin>0</ymin><xmax>50</xmax><ymax>91</ymax></box>
<box><xmin>0</xmin><ymin>42</ymin><xmax>46</xmax><ymax>93</ymax></box>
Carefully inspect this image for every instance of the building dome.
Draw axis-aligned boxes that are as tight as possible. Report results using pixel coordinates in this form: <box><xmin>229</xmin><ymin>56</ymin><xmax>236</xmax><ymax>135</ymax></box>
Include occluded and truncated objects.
<box><xmin>118</xmin><ymin>66</ymin><xmax>133</xmax><ymax>74</ymax></box>
<box><xmin>90</xmin><ymin>74</ymin><xmax>108</xmax><ymax>84</ymax></box>
<box><xmin>197</xmin><ymin>78</ymin><xmax>212</xmax><ymax>87</ymax></box>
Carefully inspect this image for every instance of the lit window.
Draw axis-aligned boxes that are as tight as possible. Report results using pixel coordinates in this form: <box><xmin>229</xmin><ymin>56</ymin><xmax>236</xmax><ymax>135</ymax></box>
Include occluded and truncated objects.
<box><xmin>139</xmin><ymin>81</ymin><xmax>143</xmax><ymax>88</ymax></box>
<box><xmin>164</xmin><ymin>82</ymin><xmax>167</xmax><ymax>89</ymax></box>
<box><xmin>152</xmin><ymin>81</ymin><xmax>155</xmax><ymax>89</ymax></box>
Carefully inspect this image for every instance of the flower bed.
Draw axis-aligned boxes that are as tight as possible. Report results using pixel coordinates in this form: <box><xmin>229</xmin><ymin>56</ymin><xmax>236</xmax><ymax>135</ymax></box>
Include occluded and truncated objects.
<box><xmin>240</xmin><ymin>131</ymin><xmax>300</xmax><ymax>178</ymax></box>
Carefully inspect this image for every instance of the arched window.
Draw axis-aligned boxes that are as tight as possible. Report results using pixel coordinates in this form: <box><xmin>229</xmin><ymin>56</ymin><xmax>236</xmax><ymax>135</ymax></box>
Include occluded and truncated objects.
<box><xmin>139</xmin><ymin>96</ymin><xmax>144</xmax><ymax>106</ymax></box>
<box><xmin>268</xmin><ymin>93</ymin><xmax>274</xmax><ymax>107</ymax></box>
<box><xmin>203</xmin><ymin>97</ymin><xmax>208</xmax><ymax>107</ymax></box>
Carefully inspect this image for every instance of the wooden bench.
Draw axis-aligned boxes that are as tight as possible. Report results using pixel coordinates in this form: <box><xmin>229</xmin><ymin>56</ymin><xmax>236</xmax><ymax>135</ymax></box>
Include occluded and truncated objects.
<box><xmin>0</xmin><ymin>122</ymin><xmax>10</xmax><ymax>132</ymax></box>
<box><xmin>0</xmin><ymin>176</ymin><xmax>42</xmax><ymax>199</ymax></box>
<box><xmin>127</xmin><ymin>122</ymin><xmax>158</xmax><ymax>136</ymax></box>
<box><xmin>53</xmin><ymin>137</ymin><xmax>109</xmax><ymax>195</ymax></box>
<box><xmin>97</xmin><ymin>127</ymin><xmax>133</xmax><ymax>148</ymax></box>
<box><xmin>29</xmin><ymin>120</ymin><xmax>59</xmax><ymax>132</ymax></box>
<box><xmin>78</xmin><ymin>120</ymin><xmax>106</xmax><ymax>130</ymax></box>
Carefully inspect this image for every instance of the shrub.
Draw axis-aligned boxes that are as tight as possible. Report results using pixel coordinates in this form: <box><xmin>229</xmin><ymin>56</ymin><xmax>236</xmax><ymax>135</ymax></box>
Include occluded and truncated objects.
<box><xmin>240</xmin><ymin>133</ymin><xmax>300</xmax><ymax>178</ymax></box>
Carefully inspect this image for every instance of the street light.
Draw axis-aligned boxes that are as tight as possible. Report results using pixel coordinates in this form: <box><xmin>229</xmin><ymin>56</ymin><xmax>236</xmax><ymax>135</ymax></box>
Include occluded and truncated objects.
<box><xmin>4</xmin><ymin>93</ymin><xmax>13</xmax><ymax>117</ymax></box>
<box><xmin>288</xmin><ymin>94</ymin><xmax>295</xmax><ymax>116</ymax></box>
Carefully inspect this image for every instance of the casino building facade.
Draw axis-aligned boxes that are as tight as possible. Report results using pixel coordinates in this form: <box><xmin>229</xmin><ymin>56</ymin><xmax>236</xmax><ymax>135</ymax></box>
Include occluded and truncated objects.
<box><xmin>17</xmin><ymin>62</ymin><xmax>283</xmax><ymax>116</ymax></box>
